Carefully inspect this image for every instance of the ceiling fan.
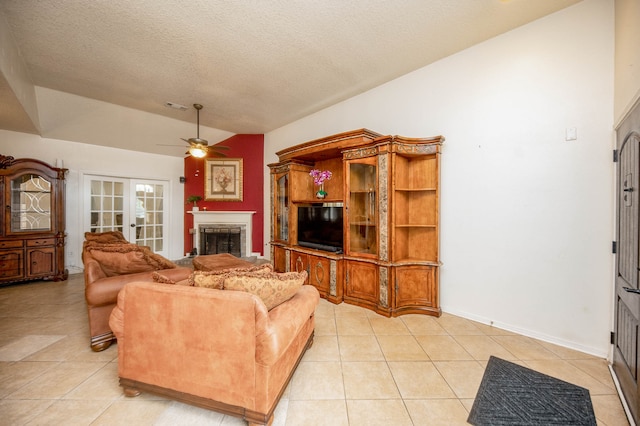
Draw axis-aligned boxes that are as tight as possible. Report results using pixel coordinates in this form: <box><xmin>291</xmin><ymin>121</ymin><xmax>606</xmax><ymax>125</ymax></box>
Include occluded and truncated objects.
<box><xmin>160</xmin><ymin>103</ymin><xmax>229</xmax><ymax>158</ymax></box>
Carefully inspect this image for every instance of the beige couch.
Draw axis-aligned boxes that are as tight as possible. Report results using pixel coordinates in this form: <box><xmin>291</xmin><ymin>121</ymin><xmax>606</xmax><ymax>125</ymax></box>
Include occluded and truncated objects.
<box><xmin>109</xmin><ymin>279</ymin><xmax>319</xmax><ymax>426</ymax></box>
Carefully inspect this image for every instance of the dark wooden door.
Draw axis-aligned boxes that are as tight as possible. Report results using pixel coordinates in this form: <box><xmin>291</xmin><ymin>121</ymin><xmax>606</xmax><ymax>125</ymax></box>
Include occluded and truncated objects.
<box><xmin>613</xmin><ymin>100</ymin><xmax>640</xmax><ymax>424</ymax></box>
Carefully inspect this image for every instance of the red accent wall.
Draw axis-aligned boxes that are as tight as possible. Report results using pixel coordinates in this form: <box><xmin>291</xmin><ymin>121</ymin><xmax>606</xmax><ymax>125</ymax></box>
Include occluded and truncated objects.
<box><xmin>183</xmin><ymin>134</ymin><xmax>264</xmax><ymax>256</ymax></box>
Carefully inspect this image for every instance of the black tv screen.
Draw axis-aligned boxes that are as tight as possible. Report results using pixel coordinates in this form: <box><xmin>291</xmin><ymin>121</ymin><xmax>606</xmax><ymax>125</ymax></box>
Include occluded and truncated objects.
<box><xmin>297</xmin><ymin>203</ymin><xmax>343</xmax><ymax>252</ymax></box>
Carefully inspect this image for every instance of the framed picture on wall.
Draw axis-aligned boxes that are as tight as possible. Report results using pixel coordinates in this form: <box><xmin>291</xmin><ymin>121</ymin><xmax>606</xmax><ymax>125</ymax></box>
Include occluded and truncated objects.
<box><xmin>204</xmin><ymin>158</ymin><xmax>243</xmax><ymax>201</ymax></box>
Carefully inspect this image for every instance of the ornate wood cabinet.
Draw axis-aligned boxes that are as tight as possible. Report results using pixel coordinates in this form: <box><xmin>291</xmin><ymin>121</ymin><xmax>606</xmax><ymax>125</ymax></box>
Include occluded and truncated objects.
<box><xmin>0</xmin><ymin>155</ymin><xmax>68</xmax><ymax>285</ymax></box>
<box><xmin>269</xmin><ymin>130</ymin><xmax>443</xmax><ymax>317</ymax></box>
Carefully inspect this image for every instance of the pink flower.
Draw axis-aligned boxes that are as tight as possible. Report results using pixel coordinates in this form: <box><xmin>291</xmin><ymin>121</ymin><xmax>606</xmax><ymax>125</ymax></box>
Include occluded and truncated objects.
<box><xmin>309</xmin><ymin>169</ymin><xmax>332</xmax><ymax>185</ymax></box>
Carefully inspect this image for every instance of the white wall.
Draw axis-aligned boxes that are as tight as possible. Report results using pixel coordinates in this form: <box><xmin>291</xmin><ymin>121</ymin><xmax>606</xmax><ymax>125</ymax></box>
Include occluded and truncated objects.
<box><xmin>264</xmin><ymin>0</ymin><xmax>614</xmax><ymax>356</ymax></box>
<box><xmin>0</xmin><ymin>129</ymin><xmax>187</xmax><ymax>273</ymax></box>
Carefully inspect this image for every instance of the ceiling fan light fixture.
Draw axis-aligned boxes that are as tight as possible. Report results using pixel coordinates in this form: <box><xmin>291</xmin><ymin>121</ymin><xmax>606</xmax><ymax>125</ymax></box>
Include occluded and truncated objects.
<box><xmin>189</xmin><ymin>146</ymin><xmax>208</xmax><ymax>158</ymax></box>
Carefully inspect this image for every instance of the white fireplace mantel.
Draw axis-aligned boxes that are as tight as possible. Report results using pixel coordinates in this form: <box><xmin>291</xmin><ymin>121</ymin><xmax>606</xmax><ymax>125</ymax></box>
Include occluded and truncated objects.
<box><xmin>189</xmin><ymin>211</ymin><xmax>256</xmax><ymax>256</ymax></box>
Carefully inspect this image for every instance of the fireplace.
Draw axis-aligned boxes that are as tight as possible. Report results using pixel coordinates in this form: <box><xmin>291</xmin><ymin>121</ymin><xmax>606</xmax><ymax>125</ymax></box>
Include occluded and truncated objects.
<box><xmin>200</xmin><ymin>225</ymin><xmax>242</xmax><ymax>257</ymax></box>
<box><xmin>190</xmin><ymin>211</ymin><xmax>256</xmax><ymax>257</ymax></box>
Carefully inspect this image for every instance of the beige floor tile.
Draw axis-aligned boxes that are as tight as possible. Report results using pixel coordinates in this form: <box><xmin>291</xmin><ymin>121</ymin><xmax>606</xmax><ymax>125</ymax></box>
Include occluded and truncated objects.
<box><xmin>0</xmin><ymin>398</ymin><xmax>54</xmax><ymax>425</ymax></box>
<box><xmin>25</xmin><ymin>399</ymin><xmax>112</xmax><ymax>426</ymax></box>
<box><xmin>342</xmin><ymin>361</ymin><xmax>400</xmax><ymax>399</ymax></box>
<box><xmin>491</xmin><ymin>335</ymin><xmax>559</xmax><ymax>360</ymax></box>
<box><xmin>0</xmin><ymin>360</ymin><xmax>59</xmax><ymax>398</ymax></box>
<box><xmin>346</xmin><ymin>399</ymin><xmax>413</xmax><ymax>426</ymax></box>
<box><xmin>388</xmin><ymin>361</ymin><xmax>456</xmax><ymax>398</ymax></box>
<box><xmin>436</xmin><ymin>313</ymin><xmax>485</xmax><ymax>335</ymax></box>
<box><xmin>334</xmin><ymin>302</ymin><xmax>369</xmax><ymax>317</ymax></box>
<box><xmin>415</xmin><ymin>335</ymin><xmax>474</xmax><ymax>361</ymax></box>
<box><xmin>590</xmin><ymin>394</ymin><xmax>631</xmax><ymax>426</ymax></box>
<box><xmin>404</xmin><ymin>399</ymin><xmax>471</xmax><ymax>426</ymax></box>
<box><xmin>0</xmin><ymin>334</ymin><xmax>65</xmax><ymax>361</ymax></box>
<box><xmin>539</xmin><ymin>340</ymin><xmax>600</xmax><ymax>360</ymax></box>
<box><xmin>434</xmin><ymin>360</ymin><xmax>485</xmax><ymax>399</ymax></box>
<box><xmin>460</xmin><ymin>398</ymin><xmax>475</xmax><ymax>412</ymax></box>
<box><xmin>7</xmin><ymin>361</ymin><xmax>106</xmax><ymax>399</ymax></box>
<box><xmin>315</xmin><ymin>299</ymin><xmax>336</xmax><ymax>318</ymax></box>
<box><xmin>338</xmin><ymin>335</ymin><xmax>384</xmax><ymax>361</ymax></box>
<box><xmin>524</xmin><ymin>359</ymin><xmax>617</xmax><ymax>396</ymax></box>
<box><xmin>92</xmin><ymin>399</ymin><xmax>171</xmax><ymax>425</ymax></box>
<box><xmin>368</xmin><ymin>316</ymin><xmax>410</xmax><ymax>335</ymax></box>
<box><xmin>63</xmin><ymin>362</ymin><xmax>124</xmax><ymax>400</ymax></box>
<box><xmin>454</xmin><ymin>335</ymin><xmax>517</xmax><ymax>361</ymax></box>
<box><xmin>285</xmin><ymin>399</ymin><xmax>349</xmax><ymax>426</ymax></box>
<box><xmin>314</xmin><ymin>315</ymin><xmax>337</xmax><ymax>336</ymax></box>
<box><xmin>289</xmin><ymin>361</ymin><xmax>345</xmax><ymax>400</ymax></box>
<box><xmin>377</xmin><ymin>335</ymin><xmax>429</xmax><ymax>361</ymax></box>
<box><xmin>568</xmin><ymin>359</ymin><xmax>617</xmax><ymax>391</ymax></box>
<box><xmin>23</xmin><ymin>334</ymin><xmax>90</xmax><ymax>362</ymax></box>
<box><xmin>400</xmin><ymin>315</ymin><xmax>448</xmax><ymax>335</ymax></box>
<box><xmin>303</xmin><ymin>335</ymin><xmax>341</xmax><ymax>361</ymax></box>
<box><xmin>336</xmin><ymin>314</ymin><xmax>374</xmax><ymax>335</ymax></box>
<box><xmin>154</xmin><ymin>400</ymin><xmax>227</xmax><ymax>425</ymax></box>
<box><xmin>472</xmin><ymin>322</ymin><xmax>517</xmax><ymax>336</ymax></box>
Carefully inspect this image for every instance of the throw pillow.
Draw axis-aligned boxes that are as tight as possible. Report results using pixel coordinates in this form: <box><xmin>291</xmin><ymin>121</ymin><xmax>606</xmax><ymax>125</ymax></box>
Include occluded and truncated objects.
<box><xmin>190</xmin><ymin>263</ymin><xmax>273</xmax><ymax>289</ymax></box>
<box><xmin>84</xmin><ymin>231</ymin><xmax>127</xmax><ymax>243</ymax></box>
<box><xmin>152</xmin><ymin>271</ymin><xmax>175</xmax><ymax>284</ymax></box>
<box><xmin>223</xmin><ymin>270</ymin><xmax>307</xmax><ymax>310</ymax></box>
<box><xmin>86</xmin><ymin>243</ymin><xmax>177</xmax><ymax>276</ymax></box>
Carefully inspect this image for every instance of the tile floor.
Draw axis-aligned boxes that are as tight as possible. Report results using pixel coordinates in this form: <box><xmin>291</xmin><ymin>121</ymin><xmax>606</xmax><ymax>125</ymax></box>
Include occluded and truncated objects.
<box><xmin>0</xmin><ymin>274</ymin><xmax>631</xmax><ymax>425</ymax></box>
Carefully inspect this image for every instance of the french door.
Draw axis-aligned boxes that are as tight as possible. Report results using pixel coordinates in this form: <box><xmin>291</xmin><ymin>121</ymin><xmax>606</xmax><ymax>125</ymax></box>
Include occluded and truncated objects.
<box><xmin>84</xmin><ymin>175</ymin><xmax>169</xmax><ymax>257</ymax></box>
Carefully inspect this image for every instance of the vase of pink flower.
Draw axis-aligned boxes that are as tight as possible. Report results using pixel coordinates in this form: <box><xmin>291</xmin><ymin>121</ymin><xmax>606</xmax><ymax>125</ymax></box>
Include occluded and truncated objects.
<box><xmin>309</xmin><ymin>169</ymin><xmax>332</xmax><ymax>199</ymax></box>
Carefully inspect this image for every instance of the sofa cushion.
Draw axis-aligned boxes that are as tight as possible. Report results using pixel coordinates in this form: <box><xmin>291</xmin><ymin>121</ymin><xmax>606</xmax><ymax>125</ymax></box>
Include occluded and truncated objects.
<box><xmin>190</xmin><ymin>263</ymin><xmax>273</xmax><ymax>289</ymax></box>
<box><xmin>84</xmin><ymin>231</ymin><xmax>128</xmax><ymax>244</ymax></box>
<box><xmin>85</xmin><ymin>243</ymin><xmax>176</xmax><ymax>277</ymax></box>
<box><xmin>223</xmin><ymin>270</ymin><xmax>307</xmax><ymax>310</ymax></box>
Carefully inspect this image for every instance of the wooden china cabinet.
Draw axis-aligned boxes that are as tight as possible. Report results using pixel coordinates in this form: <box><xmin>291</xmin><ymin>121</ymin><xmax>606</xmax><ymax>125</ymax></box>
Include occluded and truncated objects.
<box><xmin>0</xmin><ymin>155</ymin><xmax>68</xmax><ymax>285</ymax></box>
<box><xmin>269</xmin><ymin>129</ymin><xmax>443</xmax><ymax>317</ymax></box>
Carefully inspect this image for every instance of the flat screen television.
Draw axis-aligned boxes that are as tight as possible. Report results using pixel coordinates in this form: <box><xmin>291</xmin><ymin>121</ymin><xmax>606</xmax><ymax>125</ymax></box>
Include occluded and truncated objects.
<box><xmin>297</xmin><ymin>203</ymin><xmax>343</xmax><ymax>253</ymax></box>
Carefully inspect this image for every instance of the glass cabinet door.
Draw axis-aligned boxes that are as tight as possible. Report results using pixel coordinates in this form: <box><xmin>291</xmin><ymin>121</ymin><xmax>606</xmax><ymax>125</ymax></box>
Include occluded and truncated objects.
<box><xmin>275</xmin><ymin>174</ymin><xmax>289</xmax><ymax>242</ymax></box>
<box><xmin>347</xmin><ymin>160</ymin><xmax>377</xmax><ymax>256</ymax></box>
<box><xmin>9</xmin><ymin>173</ymin><xmax>52</xmax><ymax>232</ymax></box>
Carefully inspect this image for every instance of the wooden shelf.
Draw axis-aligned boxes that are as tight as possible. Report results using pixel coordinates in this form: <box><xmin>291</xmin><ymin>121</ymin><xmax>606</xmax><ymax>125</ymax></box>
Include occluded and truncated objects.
<box><xmin>395</xmin><ymin>224</ymin><xmax>436</xmax><ymax>228</ymax></box>
<box><xmin>395</xmin><ymin>187</ymin><xmax>436</xmax><ymax>192</ymax></box>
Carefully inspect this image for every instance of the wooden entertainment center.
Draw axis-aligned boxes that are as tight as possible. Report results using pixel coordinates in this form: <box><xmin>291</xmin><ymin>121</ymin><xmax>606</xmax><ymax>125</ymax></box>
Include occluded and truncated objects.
<box><xmin>269</xmin><ymin>129</ymin><xmax>443</xmax><ymax>317</ymax></box>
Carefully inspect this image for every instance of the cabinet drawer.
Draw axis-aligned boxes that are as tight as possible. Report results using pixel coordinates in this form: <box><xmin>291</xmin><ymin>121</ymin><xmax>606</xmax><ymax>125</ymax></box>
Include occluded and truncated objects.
<box><xmin>0</xmin><ymin>240</ymin><xmax>24</xmax><ymax>249</ymax></box>
<box><xmin>0</xmin><ymin>250</ymin><xmax>24</xmax><ymax>279</ymax></box>
<box><xmin>27</xmin><ymin>238</ymin><xmax>55</xmax><ymax>247</ymax></box>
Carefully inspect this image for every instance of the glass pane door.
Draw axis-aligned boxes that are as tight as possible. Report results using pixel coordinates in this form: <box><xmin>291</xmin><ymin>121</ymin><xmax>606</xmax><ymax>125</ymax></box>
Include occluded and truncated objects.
<box><xmin>9</xmin><ymin>173</ymin><xmax>52</xmax><ymax>232</ymax></box>
<box><xmin>132</xmin><ymin>181</ymin><xmax>168</xmax><ymax>254</ymax></box>
<box><xmin>87</xmin><ymin>177</ymin><xmax>127</xmax><ymax>235</ymax></box>
<box><xmin>348</xmin><ymin>161</ymin><xmax>377</xmax><ymax>256</ymax></box>
<box><xmin>275</xmin><ymin>174</ymin><xmax>289</xmax><ymax>242</ymax></box>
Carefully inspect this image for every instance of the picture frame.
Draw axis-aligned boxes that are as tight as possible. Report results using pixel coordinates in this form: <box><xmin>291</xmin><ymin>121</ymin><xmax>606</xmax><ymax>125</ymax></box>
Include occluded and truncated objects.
<box><xmin>204</xmin><ymin>158</ymin><xmax>243</xmax><ymax>201</ymax></box>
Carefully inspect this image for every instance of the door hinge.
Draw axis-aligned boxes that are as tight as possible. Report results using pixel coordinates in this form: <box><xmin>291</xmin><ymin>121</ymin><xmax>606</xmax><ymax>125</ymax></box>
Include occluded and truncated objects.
<box><xmin>610</xmin><ymin>331</ymin><xmax>615</xmax><ymax>345</ymax></box>
<box><xmin>613</xmin><ymin>149</ymin><xmax>619</xmax><ymax>163</ymax></box>
<box><xmin>612</xmin><ymin>241</ymin><xmax>617</xmax><ymax>254</ymax></box>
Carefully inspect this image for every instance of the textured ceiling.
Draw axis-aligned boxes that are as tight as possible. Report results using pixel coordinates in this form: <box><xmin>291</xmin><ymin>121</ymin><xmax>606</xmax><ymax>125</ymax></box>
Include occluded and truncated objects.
<box><xmin>0</xmin><ymin>0</ymin><xmax>581</xmax><ymax>138</ymax></box>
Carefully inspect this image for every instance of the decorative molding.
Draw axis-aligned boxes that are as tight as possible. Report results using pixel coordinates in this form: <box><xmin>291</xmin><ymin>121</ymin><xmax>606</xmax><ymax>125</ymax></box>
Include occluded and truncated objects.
<box><xmin>394</xmin><ymin>143</ymin><xmax>439</xmax><ymax>155</ymax></box>
<box><xmin>343</xmin><ymin>146</ymin><xmax>377</xmax><ymax>159</ymax></box>
<box><xmin>379</xmin><ymin>267</ymin><xmax>388</xmax><ymax>307</ymax></box>
<box><xmin>285</xmin><ymin>250</ymin><xmax>291</xmax><ymax>272</ymax></box>
<box><xmin>0</xmin><ymin>155</ymin><xmax>15</xmax><ymax>169</ymax></box>
<box><xmin>330</xmin><ymin>260</ymin><xmax>337</xmax><ymax>297</ymax></box>
<box><xmin>378</xmin><ymin>154</ymin><xmax>388</xmax><ymax>261</ymax></box>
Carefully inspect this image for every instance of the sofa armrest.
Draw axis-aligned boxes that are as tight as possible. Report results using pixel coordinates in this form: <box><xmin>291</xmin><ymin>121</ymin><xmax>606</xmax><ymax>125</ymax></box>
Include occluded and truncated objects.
<box><xmin>255</xmin><ymin>285</ymin><xmax>320</xmax><ymax>366</ymax></box>
<box><xmin>84</xmin><ymin>259</ymin><xmax>107</xmax><ymax>285</ymax></box>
